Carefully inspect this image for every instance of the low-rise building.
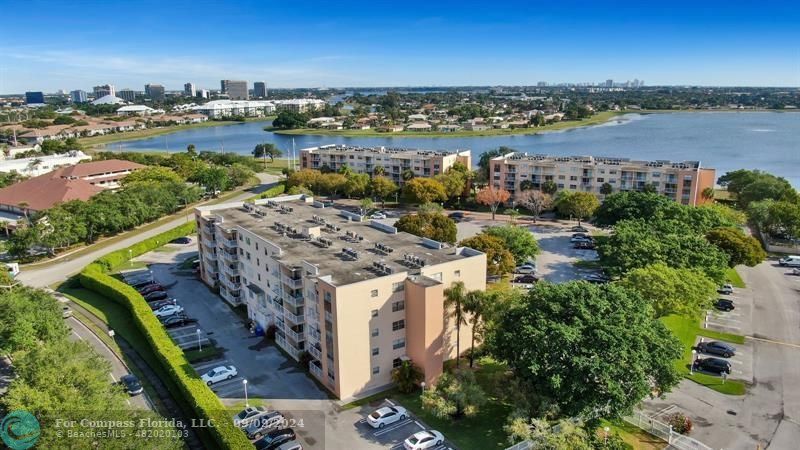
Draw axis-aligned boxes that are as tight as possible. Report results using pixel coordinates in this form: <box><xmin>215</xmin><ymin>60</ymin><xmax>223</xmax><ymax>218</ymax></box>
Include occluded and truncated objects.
<box><xmin>195</xmin><ymin>196</ymin><xmax>486</xmax><ymax>400</ymax></box>
<box><xmin>405</xmin><ymin>123</ymin><xmax>432</xmax><ymax>132</ymax></box>
<box><xmin>192</xmin><ymin>100</ymin><xmax>275</xmax><ymax>119</ymax></box>
<box><xmin>490</xmin><ymin>152</ymin><xmax>716</xmax><ymax>206</ymax></box>
<box><xmin>116</xmin><ymin>105</ymin><xmax>156</xmax><ymax>116</ymax></box>
<box><xmin>300</xmin><ymin>145</ymin><xmax>471</xmax><ymax>184</ymax></box>
<box><xmin>0</xmin><ymin>150</ymin><xmax>91</xmax><ymax>177</ymax></box>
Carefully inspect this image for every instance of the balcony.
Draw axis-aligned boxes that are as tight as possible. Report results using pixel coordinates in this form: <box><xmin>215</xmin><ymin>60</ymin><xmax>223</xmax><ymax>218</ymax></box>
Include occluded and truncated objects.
<box><xmin>276</xmin><ymin>334</ymin><xmax>301</xmax><ymax>360</ymax></box>
<box><xmin>284</xmin><ymin>308</ymin><xmax>305</xmax><ymax>325</ymax></box>
<box><xmin>221</xmin><ymin>263</ymin><xmax>240</xmax><ymax>277</ymax></box>
<box><xmin>203</xmin><ymin>251</ymin><xmax>217</xmax><ymax>262</ymax></box>
<box><xmin>282</xmin><ymin>275</ymin><xmax>303</xmax><ymax>289</ymax></box>
<box><xmin>221</xmin><ymin>238</ymin><xmax>238</xmax><ymax>249</ymax></box>
<box><xmin>309</xmin><ymin>361</ymin><xmax>323</xmax><ymax>379</ymax></box>
<box><xmin>282</xmin><ymin>291</ymin><xmax>304</xmax><ymax>308</ymax></box>
<box><xmin>325</xmin><ymin>310</ymin><xmax>333</xmax><ymax>322</ymax></box>
<box><xmin>220</xmin><ymin>251</ymin><xmax>238</xmax><ymax>263</ymax></box>
<box><xmin>220</xmin><ymin>276</ymin><xmax>240</xmax><ymax>291</ymax></box>
<box><xmin>306</xmin><ymin>305</ymin><xmax>320</xmax><ymax>322</ymax></box>
<box><xmin>308</xmin><ymin>344</ymin><xmax>322</xmax><ymax>360</ymax></box>
<box><xmin>220</xmin><ymin>289</ymin><xmax>241</xmax><ymax>304</ymax></box>
<box><xmin>204</xmin><ymin>263</ymin><xmax>218</xmax><ymax>274</ymax></box>
<box><xmin>307</xmin><ymin>327</ymin><xmax>321</xmax><ymax>343</ymax></box>
<box><xmin>284</xmin><ymin>324</ymin><xmax>305</xmax><ymax>343</ymax></box>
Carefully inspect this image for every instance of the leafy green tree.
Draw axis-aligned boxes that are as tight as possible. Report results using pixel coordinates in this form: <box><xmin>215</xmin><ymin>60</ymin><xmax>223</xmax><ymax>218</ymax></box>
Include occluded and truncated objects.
<box><xmin>719</xmin><ymin>169</ymin><xmax>798</xmax><ymax>206</ymax></box>
<box><xmin>253</xmin><ymin>143</ymin><xmax>282</xmax><ymax>163</ymax></box>
<box><xmin>706</xmin><ymin>227</ymin><xmax>767</xmax><ymax>267</ymax></box>
<box><xmin>487</xmin><ymin>282</ymin><xmax>682</xmax><ymax>419</ymax></box>
<box><xmin>555</xmin><ymin>191</ymin><xmax>600</xmax><ymax>225</ymax></box>
<box><xmin>338</xmin><ymin>164</ymin><xmax>354</xmax><ymax>176</ymax></box>
<box><xmin>318</xmin><ymin>173</ymin><xmax>347</xmax><ymax>198</ymax></box>
<box><xmin>484</xmin><ymin>225</ymin><xmax>540</xmax><ymax>264</ymax></box>
<box><xmin>372</xmin><ymin>165</ymin><xmax>386</xmax><ymax>177</ymax></box>
<box><xmin>541</xmin><ymin>179</ymin><xmax>558</xmax><ymax>195</ymax></box>
<box><xmin>287</xmin><ymin>168</ymin><xmax>322</xmax><ymax>191</ymax></box>
<box><xmin>699</xmin><ymin>203</ymin><xmax>747</xmax><ymax>226</ymax></box>
<box><xmin>358</xmin><ymin>198</ymin><xmax>374</xmax><ymax>216</ymax></box>
<box><xmin>621</xmin><ymin>263</ymin><xmax>717</xmax><ymax>317</ymax></box>
<box><xmin>434</xmin><ymin>171</ymin><xmax>466</xmax><ymax>203</ymax></box>
<box><xmin>599</xmin><ymin>182</ymin><xmax>613</xmax><ymax>195</ymax></box>
<box><xmin>459</xmin><ymin>234</ymin><xmax>515</xmax><ymax>275</ymax></box>
<box><xmin>122</xmin><ymin>166</ymin><xmax>184</xmax><ymax>185</ymax></box>
<box><xmin>421</xmin><ymin>370</ymin><xmax>486</xmax><ymax>420</ymax></box>
<box><xmin>477</xmin><ymin>148</ymin><xmax>508</xmax><ymax>178</ymax></box>
<box><xmin>391</xmin><ymin>360</ymin><xmax>423</xmax><ymax>394</ymax></box>
<box><xmin>344</xmin><ymin>173</ymin><xmax>370</xmax><ymax>198</ymax></box>
<box><xmin>404</xmin><ymin>178</ymin><xmax>448</xmax><ymax>204</ymax></box>
<box><xmin>463</xmin><ymin>290</ymin><xmax>488</xmax><ymax>368</ymax></box>
<box><xmin>271</xmin><ymin>110</ymin><xmax>309</xmax><ymax>129</ymax></box>
<box><xmin>594</xmin><ymin>191</ymin><xmax>678</xmax><ymax>227</ymax></box>
<box><xmin>395</xmin><ymin>212</ymin><xmax>457</xmax><ymax>244</ymax></box>
<box><xmin>701</xmin><ymin>187</ymin><xmax>715</xmax><ymax>201</ymax></box>
<box><xmin>369</xmin><ymin>176</ymin><xmax>398</xmax><ymax>207</ymax></box>
<box><xmin>444</xmin><ymin>281</ymin><xmax>469</xmax><ymax>368</ymax></box>
<box><xmin>401</xmin><ymin>168</ymin><xmax>416</xmax><ymax>181</ymax></box>
<box><xmin>197</xmin><ymin>166</ymin><xmax>230</xmax><ymax>194</ymax></box>
<box><xmin>187</xmin><ymin>143</ymin><xmax>196</xmax><ymax>154</ymax></box>
<box><xmin>227</xmin><ymin>163</ymin><xmax>255</xmax><ymax>187</ymax></box>
<box><xmin>0</xmin><ymin>287</ymin><xmax>68</xmax><ymax>354</ymax></box>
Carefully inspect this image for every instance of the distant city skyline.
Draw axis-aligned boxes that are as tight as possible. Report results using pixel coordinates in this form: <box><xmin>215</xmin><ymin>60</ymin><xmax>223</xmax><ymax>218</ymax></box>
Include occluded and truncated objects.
<box><xmin>0</xmin><ymin>0</ymin><xmax>798</xmax><ymax>94</ymax></box>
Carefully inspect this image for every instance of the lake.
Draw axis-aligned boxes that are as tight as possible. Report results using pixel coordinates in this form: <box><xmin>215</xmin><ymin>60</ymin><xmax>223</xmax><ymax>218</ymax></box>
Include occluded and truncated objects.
<box><xmin>105</xmin><ymin>112</ymin><xmax>800</xmax><ymax>186</ymax></box>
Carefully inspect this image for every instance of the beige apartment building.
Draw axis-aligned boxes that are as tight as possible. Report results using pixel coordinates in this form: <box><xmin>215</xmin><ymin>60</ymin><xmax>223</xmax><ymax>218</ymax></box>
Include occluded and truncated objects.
<box><xmin>490</xmin><ymin>152</ymin><xmax>716</xmax><ymax>206</ymax></box>
<box><xmin>300</xmin><ymin>145</ymin><xmax>471</xmax><ymax>185</ymax></box>
<box><xmin>195</xmin><ymin>195</ymin><xmax>486</xmax><ymax>401</ymax></box>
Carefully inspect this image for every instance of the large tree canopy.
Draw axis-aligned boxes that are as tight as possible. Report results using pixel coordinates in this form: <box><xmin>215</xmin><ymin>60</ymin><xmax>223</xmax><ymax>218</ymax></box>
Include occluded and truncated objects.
<box><xmin>706</xmin><ymin>227</ymin><xmax>767</xmax><ymax>267</ymax></box>
<box><xmin>487</xmin><ymin>282</ymin><xmax>682</xmax><ymax>419</ymax></box>
<box><xmin>621</xmin><ymin>263</ymin><xmax>717</xmax><ymax>317</ymax></box>
<box><xmin>484</xmin><ymin>225</ymin><xmax>540</xmax><ymax>265</ymax></box>
<box><xmin>395</xmin><ymin>212</ymin><xmax>457</xmax><ymax>244</ymax></box>
<box><xmin>459</xmin><ymin>234</ymin><xmax>515</xmax><ymax>275</ymax></box>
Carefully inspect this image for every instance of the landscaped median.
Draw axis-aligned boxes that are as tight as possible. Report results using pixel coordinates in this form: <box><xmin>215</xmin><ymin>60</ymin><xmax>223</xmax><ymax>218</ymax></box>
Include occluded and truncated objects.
<box><xmin>77</xmin><ymin>221</ymin><xmax>253</xmax><ymax>449</ymax></box>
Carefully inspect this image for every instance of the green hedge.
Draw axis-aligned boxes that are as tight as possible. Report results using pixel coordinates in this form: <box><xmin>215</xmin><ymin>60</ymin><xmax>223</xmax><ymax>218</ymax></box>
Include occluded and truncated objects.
<box><xmin>79</xmin><ymin>222</ymin><xmax>252</xmax><ymax>449</ymax></box>
<box><xmin>257</xmin><ymin>182</ymin><xmax>286</xmax><ymax>199</ymax></box>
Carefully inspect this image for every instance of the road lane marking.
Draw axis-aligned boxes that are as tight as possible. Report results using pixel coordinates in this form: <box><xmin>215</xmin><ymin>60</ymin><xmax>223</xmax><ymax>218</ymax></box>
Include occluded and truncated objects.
<box><xmin>72</xmin><ymin>330</ymin><xmax>84</xmax><ymax>340</ymax></box>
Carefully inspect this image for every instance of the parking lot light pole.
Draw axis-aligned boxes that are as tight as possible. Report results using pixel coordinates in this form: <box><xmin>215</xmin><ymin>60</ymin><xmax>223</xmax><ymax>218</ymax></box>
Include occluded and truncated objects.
<box><xmin>197</xmin><ymin>329</ymin><xmax>202</xmax><ymax>352</ymax></box>
<box><xmin>690</xmin><ymin>349</ymin><xmax>697</xmax><ymax>375</ymax></box>
<box><xmin>243</xmin><ymin>379</ymin><xmax>249</xmax><ymax>407</ymax></box>
<box><xmin>420</xmin><ymin>381</ymin><xmax>426</xmax><ymax>398</ymax></box>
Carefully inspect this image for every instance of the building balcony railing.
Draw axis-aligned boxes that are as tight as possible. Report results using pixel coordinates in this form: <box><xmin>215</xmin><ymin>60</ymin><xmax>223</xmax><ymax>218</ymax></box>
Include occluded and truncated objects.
<box><xmin>308</xmin><ymin>344</ymin><xmax>321</xmax><ymax>360</ymax></box>
<box><xmin>276</xmin><ymin>334</ymin><xmax>301</xmax><ymax>360</ymax></box>
<box><xmin>282</xmin><ymin>291</ymin><xmax>304</xmax><ymax>308</ymax></box>
<box><xmin>220</xmin><ymin>276</ymin><xmax>240</xmax><ymax>291</ymax></box>
<box><xmin>221</xmin><ymin>263</ymin><xmax>239</xmax><ymax>277</ymax></box>
<box><xmin>284</xmin><ymin>309</ymin><xmax>304</xmax><ymax>325</ymax></box>
<box><xmin>284</xmin><ymin>324</ymin><xmax>305</xmax><ymax>343</ymax></box>
<box><xmin>307</xmin><ymin>327</ymin><xmax>321</xmax><ymax>343</ymax></box>
<box><xmin>282</xmin><ymin>275</ymin><xmax>303</xmax><ymax>289</ymax></box>
<box><xmin>221</xmin><ymin>238</ymin><xmax>238</xmax><ymax>249</ymax></box>
<box><xmin>220</xmin><ymin>289</ymin><xmax>241</xmax><ymax>304</ymax></box>
<box><xmin>306</xmin><ymin>305</ymin><xmax>320</xmax><ymax>321</ymax></box>
<box><xmin>204</xmin><ymin>251</ymin><xmax>217</xmax><ymax>262</ymax></box>
<box><xmin>220</xmin><ymin>251</ymin><xmax>238</xmax><ymax>262</ymax></box>
<box><xmin>204</xmin><ymin>262</ymin><xmax>218</xmax><ymax>274</ymax></box>
<box><xmin>309</xmin><ymin>361</ymin><xmax>323</xmax><ymax>379</ymax></box>
<box><xmin>324</xmin><ymin>310</ymin><xmax>333</xmax><ymax>322</ymax></box>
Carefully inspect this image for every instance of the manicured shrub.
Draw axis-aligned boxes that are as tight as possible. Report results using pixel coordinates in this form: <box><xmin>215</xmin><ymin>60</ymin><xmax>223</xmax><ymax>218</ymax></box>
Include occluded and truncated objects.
<box><xmin>666</xmin><ymin>412</ymin><xmax>693</xmax><ymax>435</ymax></box>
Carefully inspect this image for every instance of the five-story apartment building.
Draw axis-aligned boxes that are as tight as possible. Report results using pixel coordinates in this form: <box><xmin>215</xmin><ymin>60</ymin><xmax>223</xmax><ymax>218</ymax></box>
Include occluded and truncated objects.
<box><xmin>195</xmin><ymin>195</ymin><xmax>486</xmax><ymax>401</ymax></box>
<box><xmin>490</xmin><ymin>152</ymin><xmax>715</xmax><ymax>205</ymax></box>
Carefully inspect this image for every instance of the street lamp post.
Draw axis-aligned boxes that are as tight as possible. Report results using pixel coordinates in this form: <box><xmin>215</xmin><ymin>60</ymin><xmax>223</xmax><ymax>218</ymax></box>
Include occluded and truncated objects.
<box><xmin>128</xmin><ymin>249</ymin><xmax>132</xmax><ymax>267</ymax></box>
<box><xmin>604</xmin><ymin>426</ymin><xmax>610</xmax><ymax>442</ymax></box>
<box><xmin>197</xmin><ymin>329</ymin><xmax>202</xmax><ymax>352</ymax></box>
<box><xmin>690</xmin><ymin>349</ymin><xmax>697</xmax><ymax>374</ymax></box>
<box><xmin>420</xmin><ymin>381</ymin><xmax>426</xmax><ymax>398</ymax></box>
<box><xmin>243</xmin><ymin>379</ymin><xmax>249</xmax><ymax>407</ymax></box>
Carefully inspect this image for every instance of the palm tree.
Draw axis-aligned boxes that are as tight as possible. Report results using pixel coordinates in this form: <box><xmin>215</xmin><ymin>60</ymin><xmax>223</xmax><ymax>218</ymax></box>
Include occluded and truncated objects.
<box><xmin>372</xmin><ymin>165</ymin><xmax>386</xmax><ymax>177</ymax></box>
<box><xmin>701</xmin><ymin>187</ymin><xmax>715</xmax><ymax>201</ymax></box>
<box><xmin>444</xmin><ymin>281</ymin><xmax>468</xmax><ymax>368</ymax></box>
<box><xmin>17</xmin><ymin>201</ymin><xmax>29</xmax><ymax>223</ymax></box>
<box><xmin>463</xmin><ymin>291</ymin><xmax>487</xmax><ymax>368</ymax></box>
<box><xmin>401</xmin><ymin>168</ymin><xmax>415</xmax><ymax>182</ymax></box>
<box><xmin>391</xmin><ymin>360</ymin><xmax>424</xmax><ymax>394</ymax></box>
<box><xmin>26</xmin><ymin>158</ymin><xmax>42</xmax><ymax>174</ymax></box>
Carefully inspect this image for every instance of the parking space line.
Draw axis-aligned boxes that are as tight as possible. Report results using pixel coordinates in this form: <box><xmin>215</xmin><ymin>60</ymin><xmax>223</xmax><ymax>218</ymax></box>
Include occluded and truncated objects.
<box><xmin>209</xmin><ymin>376</ymin><xmax>242</xmax><ymax>390</ymax></box>
<box><xmin>193</xmin><ymin>360</ymin><xmax>230</xmax><ymax>371</ymax></box>
<box><xmin>413</xmin><ymin>420</ymin><xmax>424</xmax><ymax>430</ymax></box>
<box><xmin>386</xmin><ymin>399</ymin><xmax>395</xmax><ymax>406</ymax></box>
<box><xmin>706</xmin><ymin>321</ymin><xmax>740</xmax><ymax>330</ymax></box>
<box><xmin>373</xmin><ymin>419</ymin><xmax>413</xmax><ymax>437</ymax></box>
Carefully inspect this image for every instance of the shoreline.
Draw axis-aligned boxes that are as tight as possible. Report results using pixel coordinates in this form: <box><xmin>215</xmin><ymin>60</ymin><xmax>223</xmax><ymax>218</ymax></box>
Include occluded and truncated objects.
<box><xmin>79</xmin><ymin>117</ymin><xmax>275</xmax><ymax>148</ymax></box>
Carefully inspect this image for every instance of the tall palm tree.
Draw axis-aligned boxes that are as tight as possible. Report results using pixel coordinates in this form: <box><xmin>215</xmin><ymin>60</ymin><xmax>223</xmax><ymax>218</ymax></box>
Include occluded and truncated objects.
<box><xmin>444</xmin><ymin>281</ymin><xmax>468</xmax><ymax>368</ymax></box>
<box><xmin>373</xmin><ymin>165</ymin><xmax>386</xmax><ymax>177</ymax></box>
<box><xmin>401</xmin><ymin>168</ymin><xmax>415</xmax><ymax>182</ymax></box>
<box><xmin>463</xmin><ymin>291</ymin><xmax>488</xmax><ymax>368</ymax></box>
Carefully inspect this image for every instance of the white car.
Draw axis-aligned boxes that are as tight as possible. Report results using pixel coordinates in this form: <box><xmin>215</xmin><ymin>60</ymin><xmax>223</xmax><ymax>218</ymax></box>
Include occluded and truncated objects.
<box><xmin>154</xmin><ymin>304</ymin><xmax>183</xmax><ymax>318</ymax></box>
<box><xmin>403</xmin><ymin>430</ymin><xmax>444</xmax><ymax>450</ymax></box>
<box><xmin>366</xmin><ymin>406</ymin><xmax>408</xmax><ymax>429</ymax></box>
<box><xmin>514</xmin><ymin>264</ymin><xmax>537</xmax><ymax>274</ymax></box>
<box><xmin>370</xmin><ymin>212</ymin><xmax>387</xmax><ymax>220</ymax></box>
<box><xmin>201</xmin><ymin>365</ymin><xmax>238</xmax><ymax>385</ymax></box>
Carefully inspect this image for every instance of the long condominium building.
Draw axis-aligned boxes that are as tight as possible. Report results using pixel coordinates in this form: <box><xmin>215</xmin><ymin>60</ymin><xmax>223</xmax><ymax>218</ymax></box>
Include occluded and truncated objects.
<box><xmin>490</xmin><ymin>152</ymin><xmax>715</xmax><ymax>206</ymax></box>
<box><xmin>195</xmin><ymin>195</ymin><xmax>486</xmax><ymax>400</ymax></box>
<box><xmin>300</xmin><ymin>145</ymin><xmax>471</xmax><ymax>184</ymax></box>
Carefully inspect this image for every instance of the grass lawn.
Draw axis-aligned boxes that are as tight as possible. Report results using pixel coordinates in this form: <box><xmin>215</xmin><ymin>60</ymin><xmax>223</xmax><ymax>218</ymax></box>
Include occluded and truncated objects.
<box><xmin>600</xmin><ymin>419</ymin><xmax>665</xmax><ymax>450</ymax></box>
<box><xmin>725</xmin><ymin>267</ymin><xmax>746</xmax><ymax>288</ymax></box>
<box><xmin>660</xmin><ymin>314</ymin><xmax>746</xmax><ymax>395</ymax></box>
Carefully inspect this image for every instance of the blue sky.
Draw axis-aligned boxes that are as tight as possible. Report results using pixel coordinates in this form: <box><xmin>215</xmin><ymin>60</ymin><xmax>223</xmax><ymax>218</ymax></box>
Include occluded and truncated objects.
<box><xmin>1</xmin><ymin>0</ymin><xmax>798</xmax><ymax>93</ymax></box>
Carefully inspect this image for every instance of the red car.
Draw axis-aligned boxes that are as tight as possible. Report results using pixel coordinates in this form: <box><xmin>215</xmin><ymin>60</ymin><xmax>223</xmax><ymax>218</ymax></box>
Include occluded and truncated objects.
<box><xmin>138</xmin><ymin>284</ymin><xmax>165</xmax><ymax>295</ymax></box>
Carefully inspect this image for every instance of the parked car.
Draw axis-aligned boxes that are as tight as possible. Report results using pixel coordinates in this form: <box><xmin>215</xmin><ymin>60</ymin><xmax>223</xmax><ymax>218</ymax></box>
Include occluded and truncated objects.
<box><xmin>154</xmin><ymin>304</ymin><xmax>184</xmax><ymax>318</ymax></box>
<box><xmin>62</xmin><ymin>306</ymin><xmax>73</xmax><ymax>319</ymax></box>
<box><xmin>253</xmin><ymin>428</ymin><xmax>296</xmax><ymax>450</ymax></box>
<box><xmin>149</xmin><ymin>299</ymin><xmax>176</xmax><ymax>310</ymax></box>
<box><xmin>367</xmin><ymin>406</ymin><xmax>408</xmax><ymax>429</ymax></box>
<box><xmin>513</xmin><ymin>274</ymin><xmax>539</xmax><ymax>284</ymax></box>
<box><xmin>171</xmin><ymin>237</ymin><xmax>192</xmax><ymax>244</ymax></box>
<box><xmin>714</xmin><ymin>299</ymin><xmax>735</xmax><ymax>312</ymax></box>
<box><xmin>275</xmin><ymin>441</ymin><xmax>302</xmax><ymax>450</ymax></box>
<box><xmin>403</xmin><ymin>430</ymin><xmax>444</xmax><ymax>450</ymax></box>
<box><xmin>583</xmin><ymin>273</ymin><xmax>610</xmax><ymax>284</ymax></box>
<box><xmin>448</xmin><ymin>211</ymin><xmax>465</xmax><ymax>221</ymax></box>
<box><xmin>245</xmin><ymin>411</ymin><xmax>286</xmax><ymax>439</ymax></box>
<box><xmin>697</xmin><ymin>341</ymin><xmax>736</xmax><ymax>358</ymax></box>
<box><xmin>162</xmin><ymin>315</ymin><xmax>197</xmax><ymax>328</ymax></box>
<box><xmin>792</xmin><ymin>268</ymin><xmax>800</xmax><ymax>276</ymax></box>
<box><xmin>573</xmin><ymin>241</ymin><xmax>596</xmax><ymax>250</ymax></box>
<box><xmin>570</xmin><ymin>225</ymin><xmax>589</xmax><ymax>233</ymax></box>
<box><xmin>693</xmin><ymin>357</ymin><xmax>732</xmax><ymax>375</ymax></box>
<box><xmin>129</xmin><ymin>278</ymin><xmax>155</xmax><ymax>289</ymax></box>
<box><xmin>120</xmin><ymin>374</ymin><xmax>144</xmax><ymax>396</ymax></box>
<box><xmin>370</xmin><ymin>212</ymin><xmax>387</xmax><ymax>220</ymax></box>
<box><xmin>321</xmin><ymin>199</ymin><xmax>334</xmax><ymax>207</ymax></box>
<box><xmin>138</xmin><ymin>284</ymin><xmax>165</xmax><ymax>295</ymax></box>
<box><xmin>570</xmin><ymin>234</ymin><xmax>593</xmax><ymax>243</ymax></box>
<box><xmin>717</xmin><ymin>284</ymin><xmax>734</xmax><ymax>295</ymax></box>
<box><xmin>144</xmin><ymin>291</ymin><xmax>169</xmax><ymax>301</ymax></box>
<box><xmin>514</xmin><ymin>264</ymin><xmax>537</xmax><ymax>274</ymax></box>
<box><xmin>233</xmin><ymin>405</ymin><xmax>272</xmax><ymax>429</ymax></box>
<box><xmin>201</xmin><ymin>365</ymin><xmax>238</xmax><ymax>385</ymax></box>
<box><xmin>778</xmin><ymin>255</ymin><xmax>800</xmax><ymax>267</ymax></box>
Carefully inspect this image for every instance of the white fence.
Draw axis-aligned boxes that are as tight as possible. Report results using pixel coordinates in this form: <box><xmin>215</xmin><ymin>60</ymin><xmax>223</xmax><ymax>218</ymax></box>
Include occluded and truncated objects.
<box><xmin>504</xmin><ymin>441</ymin><xmax>532</xmax><ymax>450</ymax></box>
<box><xmin>622</xmin><ymin>410</ymin><xmax>712</xmax><ymax>450</ymax></box>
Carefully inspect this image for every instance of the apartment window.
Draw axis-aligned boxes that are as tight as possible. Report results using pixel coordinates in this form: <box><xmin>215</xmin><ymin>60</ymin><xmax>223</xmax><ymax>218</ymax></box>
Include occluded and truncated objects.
<box><xmin>454</xmin><ymin>270</ymin><xmax>461</xmax><ymax>277</ymax></box>
<box><xmin>652</xmin><ymin>172</ymin><xmax>661</xmax><ymax>178</ymax></box>
<box><xmin>371</xmin><ymin>309</ymin><xmax>379</xmax><ymax>318</ymax></box>
<box><xmin>256</xmin><ymin>258</ymin><xmax>260</xmax><ymax>267</ymax></box>
<box><xmin>557</xmin><ymin>183</ymin><xmax>565</xmax><ymax>189</ymax></box>
<box><xmin>238</xmin><ymin>235</ymin><xmax>243</xmax><ymax>241</ymax></box>
<box><xmin>393</xmin><ymin>358</ymin><xmax>403</xmax><ymax>368</ymax></box>
<box><xmin>392</xmin><ymin>281</ymin><xmax>404</xmax><ymax>292</ymax></box>
<box><xmin>246</xmin><ymin>237</ymin><xmax>251</xmax><ymax>245</ymax></box>
<box><xmin>246</xmin><ymin>252</ymin><xmax>251</xmax><ymax>261</ymax></box>
<box><xmin>610</xmin><ymin>170</ymin><xmax>618</xmax><ymax>175</ymax></box>
<box><xmin>558</xmin><ymin>175</ymin><xmax>566</xmax><ymax>180</ymax></box>
<box><xmin>255</xmin><ymin>243</ymin><xmax>259</xmax><ymax>250</ymax></box>
<box><xmin>372</xmin><ymin>328</ymin><xmax>379</xmax><ymax>337</ymax></box>
<box><xmin>569</xmin><ymin>185</ymin><xmax>577</xmax><ymax>190</ymax></box>
<box><xmin>371</xmin><ymin>289</ymin><xmax>378</xmax><ymax>297</ymax></box>
<box><xmin>392</xmin><ymin>301</ymin><xmax>405</xmax><ymax>312</ymax></box>
<box><xmin>257</xmin><ymin>274</ymin><xmax>261</xmax><ymax>281</ymax></box>
<box><xmin>372</xmin><ymin>347</ymin><xmax>380</xmax><ymax>356</ymax></box>
<box><xmin>570</xmin><ymin>176</ymin><xmax>578</xmax><ymax>181</ymax></box>
<box><xmin>393</xmin><ymin>338</ymin><xmax>406</xmax><ymax>349</ymax></box>
<box><xmin>372</xmin><ymin>366</ymin><xmax>380</xmax><ymax>375</ymax></box>
<box><xmin>324</xmin><ymin>292</ymin><xmax>332</xmax><ymax>302</ymax></box>
<box><xmin>392</xmin><ymin>320</ymin><xmax>405</xmax><ymax>331</ymax></box>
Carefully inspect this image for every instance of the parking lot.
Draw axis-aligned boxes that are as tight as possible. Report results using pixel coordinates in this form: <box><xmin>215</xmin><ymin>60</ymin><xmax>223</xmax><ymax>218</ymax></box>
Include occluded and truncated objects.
<box><xmin>350</xmin><ymin>399</ymin><xmax>455</xmax><ymax>450</ymax></box>
<box><xmin>693</xmin><ymin>336</ymin><xmax>754</xmax><ymax>383</ymax></box>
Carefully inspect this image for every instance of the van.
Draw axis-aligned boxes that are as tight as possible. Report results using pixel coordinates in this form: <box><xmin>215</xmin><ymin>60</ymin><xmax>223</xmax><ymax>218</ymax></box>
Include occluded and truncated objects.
<box><xmin>779</xmin><ymin>256</ymin><xmax>800</xmax><ymax>267</ymax></box>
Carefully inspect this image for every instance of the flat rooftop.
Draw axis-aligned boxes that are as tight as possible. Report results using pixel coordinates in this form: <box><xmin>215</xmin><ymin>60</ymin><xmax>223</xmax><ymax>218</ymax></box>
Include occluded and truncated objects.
<box><xmin>496</xmin><ymin>152</ymin><xmax>704</xmax><ymax>169</ymax></box>
<box><xmin>303</xmin><ymin>144</ymin><xmax>469</xmax><ymax>158</ymax></box>
<box><xmin>204</xmin><ymin>198</ymin><xmax>477</xmax><ymax>286</ymax></box>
